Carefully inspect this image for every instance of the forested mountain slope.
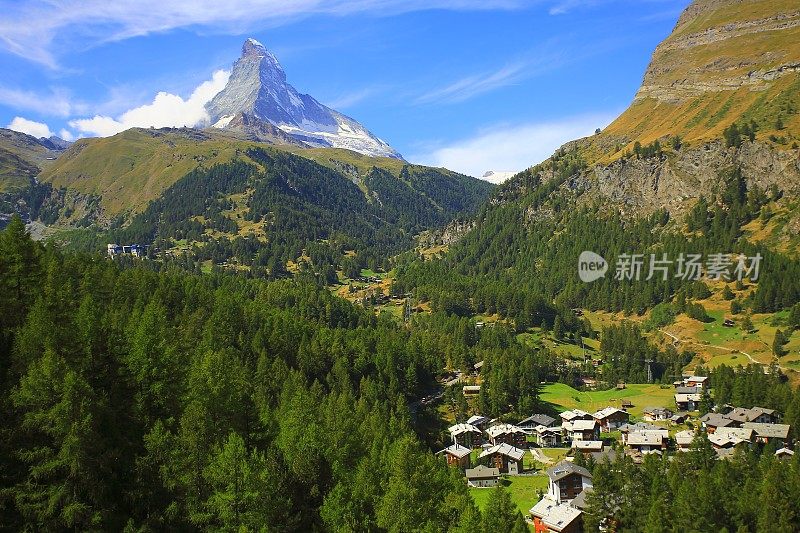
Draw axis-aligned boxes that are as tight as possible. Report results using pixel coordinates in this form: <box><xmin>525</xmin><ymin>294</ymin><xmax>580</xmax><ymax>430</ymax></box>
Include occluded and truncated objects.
<box><xmin>40</xmin><ymin>130</ymin><xmax>491</xmax><ymax>273</ymax></box>
<box><xmin>0</xmin><ymin>129</ymin><xmax>68</xmax><ymax>226</ymax></box>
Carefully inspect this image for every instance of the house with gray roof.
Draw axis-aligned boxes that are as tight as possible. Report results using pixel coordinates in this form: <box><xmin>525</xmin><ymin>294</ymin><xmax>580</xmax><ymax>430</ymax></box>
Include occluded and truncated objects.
<box><xmin>700</xmin><ymin>413</ymin><xmax>737</xmax><ymax>433</ymax></box>
<box><xmin>465</xmin><ymin>465</ymin><xmax>499</xmax><ymax>488</ymax></box>
<box><xmin>708</xmin><ymin>427</ymin><xmax>754</xmax><ymax>449</ymax></box>
<box><xmin>448</xmin><ymin>422</ymin><xmax>482</xmax><ymax>447</ymax></box>
<box><xmin>592</xmin><ymin>407</ymin><xmax>630</xmax><ymax>432</ymax></box>
<box><xmin>485</xmin><ymin>423</ymin><xmax>527</xmax><ymax>447</ymax></box>
<box><xmin>675</xmin><ymin>392</ymin><xmax>701</xmax><ymax>411</ymax></box>
<box><xmin>437</xmin><ymin>444</ymin><xmax>472</xmax><ymax>469</ymax></box>
<box><xmin>742</xmin><ymin>422</ymin><xmax>791</xmax><ymax>445</ymax></box>
<box><xmin>519</xmin><ymin>413</ymin><xmax>556</xmax><ymax>429</ymax></box>
<box><xmin>479</xmin><ymin>443</ymin><xmax>526</xmax><ymax>474</ymax></box>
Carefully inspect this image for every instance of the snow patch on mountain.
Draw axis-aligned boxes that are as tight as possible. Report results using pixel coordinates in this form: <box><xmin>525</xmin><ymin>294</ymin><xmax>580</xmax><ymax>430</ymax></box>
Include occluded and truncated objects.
<box><xmin>212</xmin><ymin>114</ymin><xmax>235</xmax><ymax>128</ymax></box>
<box><xmin>480</xmin><ymin>170</ymin><xmax>517</xmax><ymax>184</ymax></box>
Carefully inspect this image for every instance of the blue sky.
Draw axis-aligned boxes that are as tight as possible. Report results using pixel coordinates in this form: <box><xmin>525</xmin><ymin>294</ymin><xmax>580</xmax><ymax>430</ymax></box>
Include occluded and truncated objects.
<box><xmin>0</xmin><ymin>0</ymin><xmax>690</xmax><ymax>177</ymax></box>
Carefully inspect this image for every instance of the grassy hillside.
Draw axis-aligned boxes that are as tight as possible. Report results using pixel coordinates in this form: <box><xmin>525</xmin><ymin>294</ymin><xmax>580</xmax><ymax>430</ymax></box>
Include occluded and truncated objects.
<box><xmin>0</xmin><ymin>148</ymin><xmax>39</xmax><ymax>193</ymax></box>
<box><xmin>39</xmin><ymin>128</ymin><xmax>263</xmax><ymax>216</ymax></box>
<box><xmin>40</xmin><ymin>127</ymin><xmax>483</xmax><ymax>223</ymax></box>
<box><xmin>599</xmin><ymin>0</ymin><xmax>800</xmax><ymax>158</ymax></box>
<box><xmin>0</xmin><ymin>128</ymin><xmax>62</xmax><ymax>193</ymax></box>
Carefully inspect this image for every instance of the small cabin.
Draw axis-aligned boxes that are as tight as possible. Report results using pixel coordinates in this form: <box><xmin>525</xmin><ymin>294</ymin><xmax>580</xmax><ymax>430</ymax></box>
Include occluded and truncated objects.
<box><xmin>465</xmin><ymin>465</ymin><xmax>500</xmax><ymax>488</ymax></box>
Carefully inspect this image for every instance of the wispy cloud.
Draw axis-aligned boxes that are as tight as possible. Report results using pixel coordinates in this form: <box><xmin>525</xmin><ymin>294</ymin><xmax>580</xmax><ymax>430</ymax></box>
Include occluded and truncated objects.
<box><xmin>413</xmin><ymin>35</ymin><xmax>604</xmax><ymax>105</ymax></box>
<box><xmin>408</xmin><ymin>112</ymin><xmax>617</xmax><ymax>177</ymax></box>
<box><xmin>325</xmin><ymin>87</ymin><xmax>382</xmax><ymax>109</ymax></box>
<box><xmin>0</xmin><ymin>0</ymin><xmax>532</xmax><ymax>68</ymax></box>
<box><xmin>414</xmin><ymin>62</ymin><xmax>529</xmax><ymax>105</ymax></box>
<box><xmin>548</xmin><ymin>0</ymin><xmax>601</xmax><ymax>15</ymax></box>
<box><xmin>550</xmin><ymin>0</ymin><xmax>683</xmax><ymax>16</ymax></box>
<box><xmin>0</xmin><ymin>86</ymin><xmax>80</xmax><ymax>117</ymax></box>
<box><xmin>69</xmin><ymin>69</ymin><xmax>229</xmax><ymax>137</ymax></box>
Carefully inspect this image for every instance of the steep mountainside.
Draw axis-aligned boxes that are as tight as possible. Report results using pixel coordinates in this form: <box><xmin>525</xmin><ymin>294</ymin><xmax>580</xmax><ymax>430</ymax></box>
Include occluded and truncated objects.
<box><xmin>0</xmin><ymin>129</ymin><xmax>70</xmax><ymax>226</ymax></box>
<box><xmin>38</xmin><ymin>127</ymin><xmax>479</xmax><ymax>225</ymax></box>
<box><xmin>0</xmin><ymin>129</ymin><xmax>68</xmax><ymax>192</ymax></box>
<box><xmin>491</xmin><ymin>0</ymin><xmax>800</xmax><ymax>228</ymax></box>
<box><xmin>601</xmin><ymin>0</ymin><xmax>800</xmax><ymax>154</ymax></box>
<box><xmin>206</xmin><ymin>38</ymin><xmax>401</xmax><ymax>159</ymax></box>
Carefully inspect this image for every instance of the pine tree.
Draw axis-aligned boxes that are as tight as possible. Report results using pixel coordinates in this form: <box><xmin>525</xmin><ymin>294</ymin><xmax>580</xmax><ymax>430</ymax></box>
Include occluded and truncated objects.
<box><xmin>722</xmin><ymin>285</ymin><xmax>734</xmax><ymax>300</ymax></box>
<box><xmin>741</xmin><ymin>314</ymin><xmax>754</xmax><ymax>333</ymax></box>
<box><xmin>553</xmin><ymin>316</ymin><xmax>564</xmax><ymax>340</ymax></box>
<box><xmin>773</xmin><ymin>329</ymin><xmax>788</xmax><ymax>356</ymax></box>
<box><xmin>481</xmin><ymin>485</ymin><xmax>523</xmax><ymax>533</ymax></box>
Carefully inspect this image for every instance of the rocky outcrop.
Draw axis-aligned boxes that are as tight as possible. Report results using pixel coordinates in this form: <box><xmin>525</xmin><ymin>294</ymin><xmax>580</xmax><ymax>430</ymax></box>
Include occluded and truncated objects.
<box><xmin>571</xmin><ymin>140</ymin><xmax>800</xmax><ymax>216</ymax></box>
<box><xmin>417</xmin><ymin>219</ymin><xmax>476</xmax><ymax>248</ymax></box>
<box><xmin>635</xmin><ymin>2</ymin><xmax>800</xmax><ymax>103</ymax></box>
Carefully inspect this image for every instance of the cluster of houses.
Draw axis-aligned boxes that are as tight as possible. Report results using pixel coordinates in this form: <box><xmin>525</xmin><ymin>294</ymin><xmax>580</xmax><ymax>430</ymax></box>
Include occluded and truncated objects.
<box><xmin>687</xmin><ymin>406</ymin><xmax>792</xmax><ymax>458</ymax></box>
<box><xmin>440</xmin><ymin>394</ymin><xmax>794</xmax><ymax>532</ymax></box>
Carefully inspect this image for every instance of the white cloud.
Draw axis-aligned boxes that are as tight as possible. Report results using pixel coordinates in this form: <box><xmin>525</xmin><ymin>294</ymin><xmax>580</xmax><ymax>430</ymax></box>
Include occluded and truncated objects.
<box><xmin>69</xmin><ymin>69</ymin><xmax>229</xmax><ymax>137</ymax></box>
<box><xmin>6</xmin><ymin>116</ymin><xmax>53</xmax><ymax>138</ymax></box>
<box><xmin>325</xmin><ymin>87</ymin><xmax>381</xmax><ymax>109</ymax></box>
<box><xmin>415</xmin><ymin>63</ymin><xmax>528</xmax><ymax>105</ymax></box>
<box><xmin>409</xmin><ymin>112</ymin><xmax>616</xmax><ymax>178</ymax></box>
<box><xmin>0</xmin><ymin>86</ymin><xmax>76</xmax><ymax>117</ymax></box>
<box><xmin>58</xmin><ymin>129</ymin><xmax>75</xmax><ymax>141</ymax></box>
<box><xmin>0</xmin><ymin>0</ymin><xmax>531</xmax><ymax>68</ymax></box>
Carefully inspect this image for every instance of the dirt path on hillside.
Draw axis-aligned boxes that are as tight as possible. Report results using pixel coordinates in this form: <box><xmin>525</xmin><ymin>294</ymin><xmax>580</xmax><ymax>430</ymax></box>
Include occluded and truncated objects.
<box><xmin>659</xmin><ymin>329</ymin><xmax>788</xmax><ymax>371</ymax></box>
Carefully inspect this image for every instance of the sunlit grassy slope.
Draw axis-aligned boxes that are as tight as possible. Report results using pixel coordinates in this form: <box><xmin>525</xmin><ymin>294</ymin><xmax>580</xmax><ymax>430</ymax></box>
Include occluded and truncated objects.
<box><xmin>38</xmin><ymin>128</ymin><xmax>439</xmax><ymax>219</ymax></box>
<box><xmin>597</xmin><ymin>0</ymin><xmax>800</xmax><ymax>160</ymax></box>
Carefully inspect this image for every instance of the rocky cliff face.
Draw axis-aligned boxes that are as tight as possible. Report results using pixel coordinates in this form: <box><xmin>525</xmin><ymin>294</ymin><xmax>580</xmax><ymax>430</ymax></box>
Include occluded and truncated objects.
<box><xmin>578</xmin><ymin>140</ymin><xmax>800</xmax><ymax>215</ymax></box>
<box><xmin>635</xmin><ymin>2</ymin><xmax>800</xmax><ymax>104</ymax></box>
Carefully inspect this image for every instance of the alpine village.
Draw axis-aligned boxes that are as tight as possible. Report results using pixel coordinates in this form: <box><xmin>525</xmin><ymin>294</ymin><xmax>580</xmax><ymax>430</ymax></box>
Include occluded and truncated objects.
<box><xmin>2</xmin><ymin>1</ymin><xmax>800</xmax><ymax>532</ymax></box>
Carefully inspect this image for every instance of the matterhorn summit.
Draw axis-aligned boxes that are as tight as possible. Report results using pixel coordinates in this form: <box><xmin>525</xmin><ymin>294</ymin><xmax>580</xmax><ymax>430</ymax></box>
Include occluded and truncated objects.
<box><xmin>206</xmin><ymin>38</ymin><xmax>402</xmax><ymax>159</ymax></box>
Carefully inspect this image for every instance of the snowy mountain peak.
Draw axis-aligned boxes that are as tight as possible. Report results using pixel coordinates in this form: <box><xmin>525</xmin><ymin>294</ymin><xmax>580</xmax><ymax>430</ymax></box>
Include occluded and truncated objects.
<box><xmin>206</xmin><ymin>38</ymin><xmax>402</xmax><ymax>159</ymax></box>
<box><xmin>242</xmin><ymin>37</ymin><xmax>272</xmax><ymax>61</ymax></box>
<box><xmin>480</xmin><ymin>170</ymin><xmax>517</xmax><ymax>184</ymax></box>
